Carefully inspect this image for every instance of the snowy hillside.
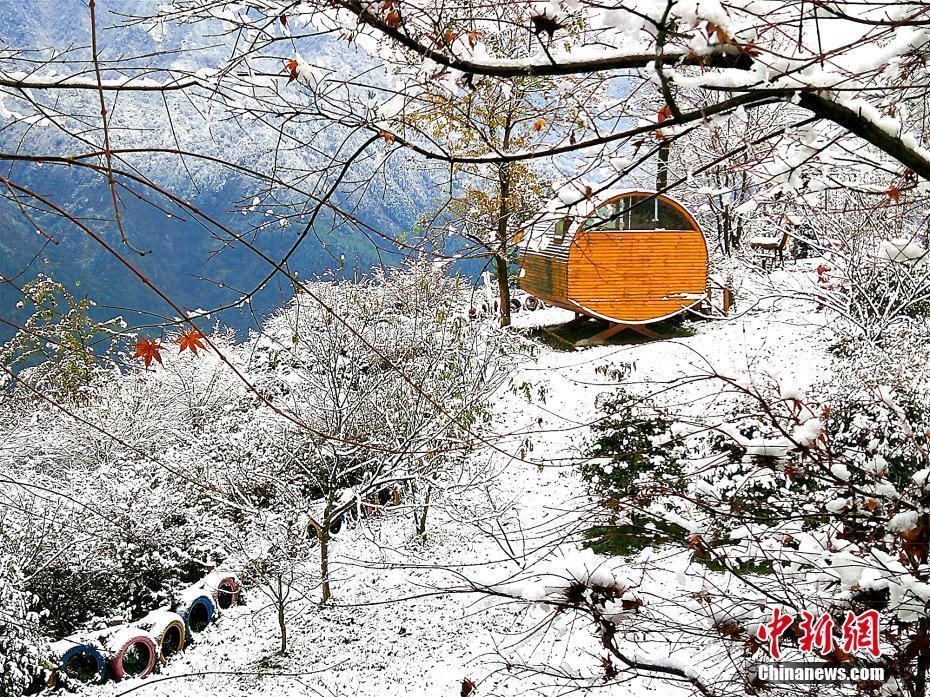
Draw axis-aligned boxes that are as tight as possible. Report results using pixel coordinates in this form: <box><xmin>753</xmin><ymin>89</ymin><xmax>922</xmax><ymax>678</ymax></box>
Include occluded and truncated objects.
<box><xmin>63</xmin><ymin>267</ymin><xmax>830</xmax><ymax>697</ymax></box>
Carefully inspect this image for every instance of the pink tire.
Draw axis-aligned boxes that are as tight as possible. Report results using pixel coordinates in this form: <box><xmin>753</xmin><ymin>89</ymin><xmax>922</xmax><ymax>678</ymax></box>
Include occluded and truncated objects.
<box><xmin>215</xmin><ymin>577</ymin><xmax>240</xmax><ymax>610</ymax></box>
<box><xmin>107</xmin><ymin>635</ymin><xmax>157</xmax><ymax>680</ymax></box>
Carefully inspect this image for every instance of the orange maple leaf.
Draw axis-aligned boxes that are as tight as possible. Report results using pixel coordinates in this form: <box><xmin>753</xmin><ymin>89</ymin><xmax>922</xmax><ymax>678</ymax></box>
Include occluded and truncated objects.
<box><xmin>656</xmin><ymin>105</ymin><xmax>672</xmax><ymax>141</ymax></box>
<box><xmin>177</xmin><ymin>329</ymin><xmax>207</xmax><ymax>355</ymax></box>
<box><xmin>707</xmin><ymin>21</ymin><xmax>730</xmax><ymax>44</ymax></box>
<box><xmin>533</xmin><ymin>118</ymin><xmax>545</xmax><ymax>132</ymax></box>
<box><xmin>132</xmin><ymin>338</ymin><xmax>163</xmax><ymax>367</ymax></box>
<box><xmin>385</xmin><ymin>10</ymin><xmax>401</xmax><ymax>28</ymax></box>
<box><xmin>284</xmin><ymin>58</ymin><xmax>299</xmax><ymax>83</ymax></box>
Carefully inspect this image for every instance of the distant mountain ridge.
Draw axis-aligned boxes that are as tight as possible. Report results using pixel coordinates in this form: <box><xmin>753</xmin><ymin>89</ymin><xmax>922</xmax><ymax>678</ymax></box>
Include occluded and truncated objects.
<box><xmin>0</xmin><ymin>0</ymin><xmax>435</xmax><ymax>339</ymax></box>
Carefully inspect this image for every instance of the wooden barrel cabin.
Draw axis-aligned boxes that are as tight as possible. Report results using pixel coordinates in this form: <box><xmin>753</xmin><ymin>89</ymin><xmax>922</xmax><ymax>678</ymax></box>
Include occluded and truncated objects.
<box><xmin>518</xmin><ymin>190</ymin><xmax>709</xmax><ymax>336</ymax></box>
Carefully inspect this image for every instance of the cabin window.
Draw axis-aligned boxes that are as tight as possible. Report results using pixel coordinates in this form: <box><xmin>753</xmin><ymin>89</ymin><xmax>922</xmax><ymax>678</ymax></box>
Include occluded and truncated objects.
<box><xmin>554</xmin><ymin>216</ymin><xmax>571</xmax><ymax>243</ymax></box>
<box><xmin>656</xmin><ymin>199</ymin><xmax>692</xmax><ymax>230</ymax></box>
<box><xmin>584</xmin><ymin>195</ymin><xmax>694</xmax><ymax>232</ymax></box>
<box><xmin>584</xmin><ymin>203</ymin><xmax>622</xmax><ymax>230</ymax></box>
<box><xmin>628</xmin><ymin>196</ymin><xmax>656</xmax><ymax>230</ymax></box>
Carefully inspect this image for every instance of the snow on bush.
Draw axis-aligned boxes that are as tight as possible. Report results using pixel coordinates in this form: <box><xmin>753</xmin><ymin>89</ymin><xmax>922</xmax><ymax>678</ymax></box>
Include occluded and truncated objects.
<box><xmin>0</xmin><ymin>557</ymin><xmax>47</xmax><ymax>697</ymax></box>
<box><xmin>480</xmin><ymin>342</ymin><xmax>930</xmax><ymax>693</ymax></box>
<box><xmin>0</xmin><ymin>261</ymin><xmax>524</xmax><ymax>670</ymax></box>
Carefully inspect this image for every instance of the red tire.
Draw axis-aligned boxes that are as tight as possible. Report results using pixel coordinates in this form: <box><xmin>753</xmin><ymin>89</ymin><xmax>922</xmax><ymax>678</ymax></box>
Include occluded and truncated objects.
<box><xmin>215</xmin><ymin>577</ymin><xmax>240</xmax><ymax>610</ymax></box>
<box><xmin>107</xmin><ymin>635</ymin><xmax>157</xmax><ymax>680</ymax></box>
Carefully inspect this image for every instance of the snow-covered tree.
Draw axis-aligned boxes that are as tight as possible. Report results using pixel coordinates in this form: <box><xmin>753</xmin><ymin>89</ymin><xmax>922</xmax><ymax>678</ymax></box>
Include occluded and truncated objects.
<box><xmin>0</xmin><ymin>275</ymin><xmax>125</xmax><ymax>401</ymax></box>
<box><xmin>243</xmin><ymin>260</ymin><xmax>520</xmax><ymax>600</ymax></box>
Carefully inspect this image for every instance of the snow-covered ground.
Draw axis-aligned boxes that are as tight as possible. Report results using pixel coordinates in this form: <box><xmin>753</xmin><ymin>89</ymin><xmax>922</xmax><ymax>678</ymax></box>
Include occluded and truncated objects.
<box><xmin>94</xmin><ymin>268</ymin><xmax>831</xmax><ymax>697</ymax></box>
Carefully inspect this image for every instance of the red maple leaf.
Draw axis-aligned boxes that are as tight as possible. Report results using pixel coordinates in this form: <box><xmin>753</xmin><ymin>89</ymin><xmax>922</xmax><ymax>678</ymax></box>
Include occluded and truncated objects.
<box><xmin>740</xmin><ymin>40</ymin><xmax>761</xmax><ymax>58</ymax></box>
<box><xmin>177</xmin><ymin>329</ymin><xmax>207</xmax><ymax>355</ymax></box>
<box><xmin>656</xmin><ymin>105</ymin><xmax>672</xmax><ymax>141</ymax></box>
<box><xmin>284</xmin><ymin>58</ymin><xmax>299</xmax><ymax>83</ymax></box>
<box><xmin>132</xmin><ymin>338</ymin><xmax>163</xmax><ymax>367</ymax></box>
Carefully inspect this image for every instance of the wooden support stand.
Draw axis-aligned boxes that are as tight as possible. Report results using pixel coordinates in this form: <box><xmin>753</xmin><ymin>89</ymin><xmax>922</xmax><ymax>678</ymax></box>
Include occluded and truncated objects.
<box><xmin>575</xmin><ymin>321</ymin><xmax>660</xmax><ymax>346</ymax></box>
<box><xmin>561</xmin><ymin>313</ymin><xmax>592</xmax><ymax>331</ymax></box>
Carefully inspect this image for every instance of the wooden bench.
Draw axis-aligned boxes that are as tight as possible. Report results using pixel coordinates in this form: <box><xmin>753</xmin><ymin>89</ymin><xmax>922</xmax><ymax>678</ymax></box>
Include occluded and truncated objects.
<box><xmin>749</xmin><ymin>230</ymin><xmax>790</xmax><ymax>269</ymax></box>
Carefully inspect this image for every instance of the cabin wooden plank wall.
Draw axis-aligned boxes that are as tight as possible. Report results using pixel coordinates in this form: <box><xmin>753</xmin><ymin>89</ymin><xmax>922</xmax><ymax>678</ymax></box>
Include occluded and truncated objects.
<box><xmin>519</xmin><ymin>246</ymin><xmax>569</xmax><ymax>308</ymax></box>
<box><xmin>517</xmin><ymin>191</ymin><xmax>710</xmax><ymax>325</ymax></box>
<box><xmin>568</xmin><ymin>231</ymin><xmax>707</xmax><ymax>322</ymax></box>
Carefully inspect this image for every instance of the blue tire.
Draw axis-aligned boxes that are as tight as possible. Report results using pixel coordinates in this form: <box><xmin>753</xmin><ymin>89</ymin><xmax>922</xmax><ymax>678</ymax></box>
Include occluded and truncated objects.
<box><xmin>181</xmin><ymin>596</ymin><xmax>215</xmax><ymax>637</ymax></box>
<box><xmin>59</xmin><ymin>645</ymin><xmax>107</xmax><ymax>683</ymax></box>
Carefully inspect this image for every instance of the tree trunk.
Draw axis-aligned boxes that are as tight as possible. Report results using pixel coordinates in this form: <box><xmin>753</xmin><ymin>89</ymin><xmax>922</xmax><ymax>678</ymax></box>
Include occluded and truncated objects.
<box><xmin>656</xmin><ymin>139</ymin><xmax>670</xmax><ymax>192</ymax></box>
<box><xmin>276</xmin><ymin>576</ymin><xmax>288</xmax><ymax>654</ymax></box>
<box><xmin>495</xmin><ymin>120</ymin><xmax>514</xmax><ymax>328</ymax></box>
<box><xmin>495</xmin><ymin>254</ymin><xmax>511</xmax><ymax>327</ymax></box>
<box><xmin>722</xmin><ymin>211</ymin><xmax>731</xmax><ymax>256</ymax></box>
<box><xmin>320</xmin><ymin>532</ymin><xmax>331</xmax><ymax>602</ymax></box>
<box><xmin>723</xmin><ymin>206</ymin><xmax>732</xmax><ymax>256</ymax></box>
<box><xmin>416</xmin><ymin>486</ymin><xmax>432</xmax><ymax>539</ymax></box>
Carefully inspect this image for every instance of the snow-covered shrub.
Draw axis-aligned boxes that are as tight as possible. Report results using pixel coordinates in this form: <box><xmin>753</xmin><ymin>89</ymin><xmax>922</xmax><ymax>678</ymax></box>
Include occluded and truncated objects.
<box><xmin>8</xmin><ymin>472</ymin><xmax>218</xmax><ymax>638</ymax></box>
<box><xmin>0</xmin><ymin>355</ymin><xmax>232</xmax><ymax>639</ymax></box>
<box><xmin>0</xmin><ymin>557</ymin><xmax>47</xmax><ymax>696</ymax></box>
<box><xmin>819</xmin><ymin>237</ymin><xmax>930</xmax><ymax>341</ymax></box>
<box><xmin>582</xmin><ymin>389</ymin><xmax>688</xmax><ymax>554</ymax></box>
<box><xmin>37</xmin><ymin>532</ymin><xmax>211</xmax><ymax>637</ymax></box>
<box><xmin>825</xmin><ymin>377</ymin><xmax>930</xmax><ymax>493</ymax></box>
